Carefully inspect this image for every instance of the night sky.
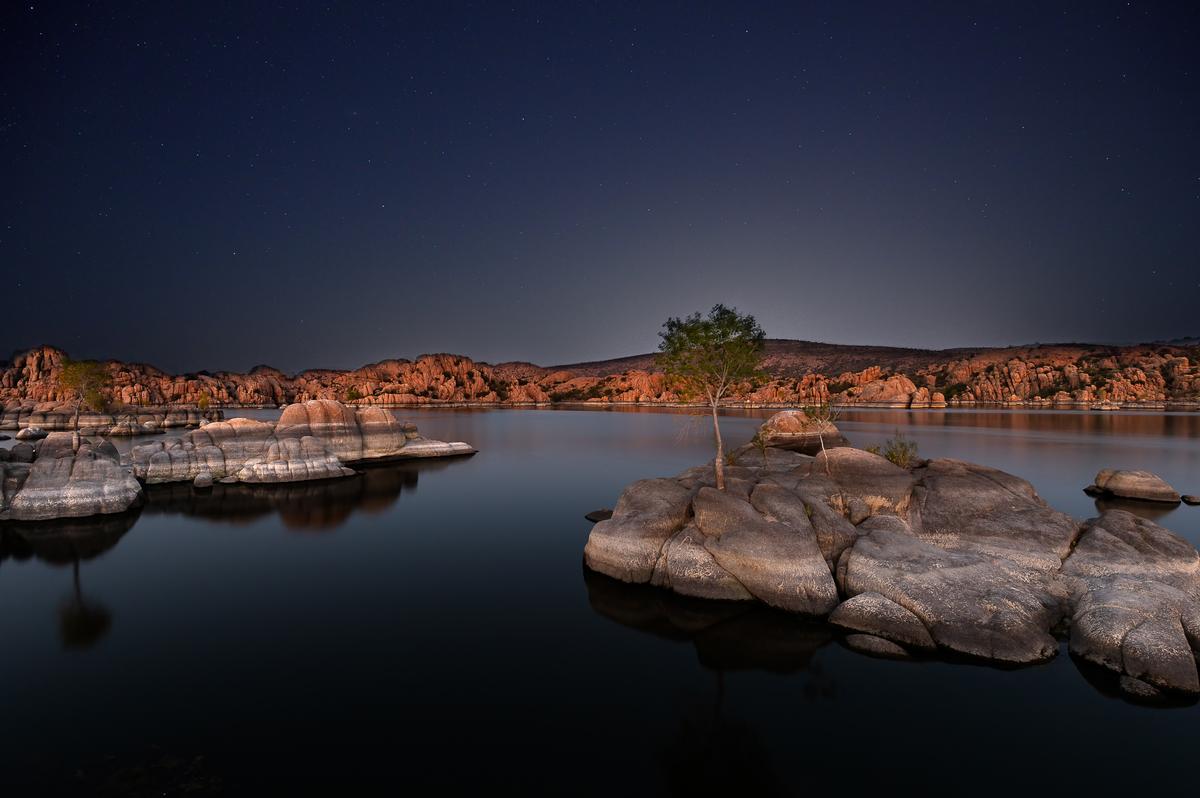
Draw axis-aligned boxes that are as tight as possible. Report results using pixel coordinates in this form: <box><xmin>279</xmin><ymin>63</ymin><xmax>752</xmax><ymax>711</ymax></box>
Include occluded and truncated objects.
<box><xmin>4</xmin><ymin>2</ymin><xmax>1198</xmax><ymax>373</ymax></box>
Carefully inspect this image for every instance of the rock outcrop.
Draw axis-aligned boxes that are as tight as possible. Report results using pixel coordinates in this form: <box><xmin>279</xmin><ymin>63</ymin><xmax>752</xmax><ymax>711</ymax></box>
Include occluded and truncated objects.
<box><xmin>752</xmin><ymin>410</ymin><xmax>849</xmax><ymax>454</ymax></box>
<box><xmin>1090</xmin><ymin>469</ymin><xmax>1182</xmax><ymax>503</ymax></box>
<box><xmin>584</xmin><ymin>444</ymin><xmax>1200</xmax><ymax>695</ymax></box>
<box><xmin>1</xmin><ymin>400</ymin><xmax>221</xmax><ymax>436</ymax></box>
<box><xmin>0</xmin><ymin>432</ymin><xmax>143</xmax><ymax>521</ymax></box>
<box><xmin>1062</xmin><ymin>510</ymin><xmax>1200</xmax><ymax>696</ymax></box>
<box><xmin>4</xmin><ymin>340</ymin><xmax>1197</xmax><ymax>410</ymax></box>
<box><xmin>132</xmin><ymin>400</ymin><xmax>474</xmax><ymax>485</ymax></box>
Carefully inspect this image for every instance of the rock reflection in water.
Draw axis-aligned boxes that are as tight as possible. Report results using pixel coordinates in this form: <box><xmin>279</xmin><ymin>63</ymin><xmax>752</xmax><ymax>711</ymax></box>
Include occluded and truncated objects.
<box><xmin>0</xmin><ymin>509</ymin><xmax>139</xmax><ymax>565</ymax></box>
<box><xmin>583</xmin><ymin>566</ymin><xmax>834</xmax><ymax>675</ymax></box>
<box><xmin>1093</xmin><ymin>495</ymin><xmax>1181</xmax><ymax>523</ymax></box>
<box><xmin>1</xmin><ymin>512</ymin><xmax>138</xmax><ymax>650</ymax></box>
<box><xmin>586</xmin><ymin>568</ymin><xmax>836</xmax><ymax>795</ymax></box>
<box><xmin>142</xmin><ymin>459</ymin><xmax>456</xmax><ymax>530</ymax></box>
<box><xmin>1071</xmin><ymin>653</ymin><xmax>1198</xmax><ymax>708</ymax></box>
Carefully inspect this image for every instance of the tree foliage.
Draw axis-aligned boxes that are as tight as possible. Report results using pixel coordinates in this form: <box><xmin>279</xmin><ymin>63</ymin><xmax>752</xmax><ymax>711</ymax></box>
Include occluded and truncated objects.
<box><xmin>59</xmin><ymin>358</ymin><xmax>112</xmax><ymax>413</ymax></box>
<box><xmin>656</xmin><ymin>305</ymin><xmax>765</xmax><ymax>489</ymax></box>
<box><xmin>656</xmin><ymin>304</ymin><xmax>766</xmax><ymax>404</ymax></box>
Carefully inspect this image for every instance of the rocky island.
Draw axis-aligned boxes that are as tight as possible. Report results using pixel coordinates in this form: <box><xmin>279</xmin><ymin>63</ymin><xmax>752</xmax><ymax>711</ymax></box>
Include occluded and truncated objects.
<box><xmin>584</xmin><ymin>412</ymin><xmax>1200</xmax><ymax>699</ymax></box>
<box><xmin>0</xmin><ymin>400</ymin><xmax>474</xmax><ymax>522</ymax></box>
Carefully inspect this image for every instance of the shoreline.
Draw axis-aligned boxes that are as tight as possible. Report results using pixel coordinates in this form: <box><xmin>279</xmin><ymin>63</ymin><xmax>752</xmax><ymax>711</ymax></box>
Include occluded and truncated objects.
<box><xmin>214</xmin><ymin>400</ymin><xmax>1200</xmax><ymax>412</ymax></box>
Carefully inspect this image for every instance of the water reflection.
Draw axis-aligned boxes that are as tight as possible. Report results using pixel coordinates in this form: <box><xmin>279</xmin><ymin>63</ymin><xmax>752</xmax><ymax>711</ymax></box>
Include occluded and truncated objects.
<box><xmin>59</xmin><ymin>558</ymin><xmax>112</xmax><ymax>649</ymax></box>
<box><xmin>1093</xmin><ymin>495</ymin><xmax>1182</xmax><ymax>523</ymax></box>
<box><xmin>1071</xmin><ymin>654</ymin><xmax>1198</xmax><ymax>708</ymax></box>
<box><xmin>0</xmin><ymin>511</ymin><xmax>138</xmax><ymax>565</ymax></box>
<box><xmin>583</xmin><ymin>567</ymin><xmax>833</xmax><ymax>675</ymax></box>
<box><xmin>1</xmin><ymin>512</ymin><xmax>137</xmax><ymax>650</ymax></box>
<box><xmin>141</xmin><ymin>458</ymin><xmax>461</xmax><ymax>530</ymax></box>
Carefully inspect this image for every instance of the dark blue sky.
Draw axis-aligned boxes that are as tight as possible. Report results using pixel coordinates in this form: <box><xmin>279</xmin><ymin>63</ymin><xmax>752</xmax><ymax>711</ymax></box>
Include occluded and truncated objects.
<box><xmin>4</xmin><ymin>1</ymin><xmax>1198</xmax><ymax>373</ymax></box>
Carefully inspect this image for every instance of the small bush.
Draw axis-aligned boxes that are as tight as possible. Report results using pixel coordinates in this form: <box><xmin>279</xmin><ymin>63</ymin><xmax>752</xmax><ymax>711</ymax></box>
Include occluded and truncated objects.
<box><xmin>879</xmin><ymin>431</ymin><xmax>919</xmax><ymax>468</ymax></box>
<box><xmin>83</xmin><ymin>387</ymin><xmax>108</xmax><ymax>412</ymax></box>
<box><xmin>344</xmin><ymin>387</ymin><xmax>363</xmax><ymax>402</ymax></box>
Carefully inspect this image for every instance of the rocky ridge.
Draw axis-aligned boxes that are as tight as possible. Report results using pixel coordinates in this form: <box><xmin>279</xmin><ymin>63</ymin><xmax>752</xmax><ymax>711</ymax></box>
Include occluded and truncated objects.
<box><xmin>4</xmin><ymin>340</ymin><xmax>1198</xmax><ymax>413</ymax></box>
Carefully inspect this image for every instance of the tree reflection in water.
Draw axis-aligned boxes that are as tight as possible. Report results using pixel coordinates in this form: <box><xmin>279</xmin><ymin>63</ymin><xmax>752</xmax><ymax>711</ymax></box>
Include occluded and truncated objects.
<box><xmin>584</xmin><ymin>567</ymin><xmax>837</xmax><ymax>795</ymax></box>
<box><xmin>0</xmin><ymin>511</ymin><xmax>136</xmax><ymax>650</ymax></box>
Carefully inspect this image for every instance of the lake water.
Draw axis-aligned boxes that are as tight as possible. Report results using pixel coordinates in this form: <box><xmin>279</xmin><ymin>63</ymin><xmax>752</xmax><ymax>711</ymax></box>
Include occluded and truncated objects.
<box><xmin>2</xmin><ymin>407</ymin><xmax>1198</xmax><ymax>795</ymax></box>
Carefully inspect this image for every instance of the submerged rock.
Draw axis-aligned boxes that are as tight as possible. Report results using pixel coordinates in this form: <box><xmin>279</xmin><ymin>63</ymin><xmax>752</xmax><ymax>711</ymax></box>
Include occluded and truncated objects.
<box><xmin>1092</xmin><ymin>469</ymin><xmax>1181</xmax><ymax>503</ymax></box>
<box><xmin>16</xmin><ymin>426</ymin><xmax>47</xmax><ymax>441</ymax></box>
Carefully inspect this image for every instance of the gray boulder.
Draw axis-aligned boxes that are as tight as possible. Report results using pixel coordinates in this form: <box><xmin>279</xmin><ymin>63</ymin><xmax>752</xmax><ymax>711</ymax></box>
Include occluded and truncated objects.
<box><xmin>132</xmin><ymin>401</ymin><xmax>473</xmax><ymax>485</ymax></box>
<box><xmin>692</xmin><ymin>486</ymin><xmax>838</xmax><ymax>614</ymax></box>
<box><xmin>1</xmin><ymin>432</ymin><xmax>142</xmax><ymax>521</ymax></box>
<box><xmin>1062</xmin><ymin>510</ymin><xmax>1200</xmax><ymax>695</ymax></box>
<box><xmin>584</xmin><ymin>478</ymin><xmax>694</xmax><ymax>583</ymax></box>
<box><xmin>755</xmin><ymin>410</ymin><xmax>849</xmax><ymax>455</ymax></box>
<box><xmin>829</xmin><ymin>591</ymin><xmax>936</xmax><ymax>651</ymax></box>
<box><xmin>236</xmin><ymin>435</ymin><xmax>354</xmax><ymax>483</ymax></box>
<box><xmin>9</xmin><ymin>442</ymin><xmax>36</xmax><ymax>463</ymax></box>
<box><xmin>836</xmin><ymin>515</ymin><xmax>1068</xmax><ymax>664</ymax></box>
<box><xmin>16</xmin><ymin>426</ymin><xmax>47</xmax><ymax>441</ymax></box>
<box><xmin>1093</xmin><ymin>469</ymin><xmax>1181</xmax><ymax>503</ymax></box>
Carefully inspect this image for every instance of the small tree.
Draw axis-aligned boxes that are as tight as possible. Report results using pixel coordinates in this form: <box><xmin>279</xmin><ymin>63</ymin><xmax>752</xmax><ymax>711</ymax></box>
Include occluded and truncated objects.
<box><xmin>657</xmin><ymin>305</ymin><xmax>765</xmax><ymax>490</ymax></box>
<box><xmin>58</xmin><ymin>358</ymin><xmax>113</xmax><ymax>431</ymax></box>
<box><xmin>197</xmin><ymin>391</ymin><xmax>212</xmax><ymax>411</ymax></box>
<box><xmin>802</xmin><ymin>401</ymin><xmax>843</xmax><ymax>475</ymax></box>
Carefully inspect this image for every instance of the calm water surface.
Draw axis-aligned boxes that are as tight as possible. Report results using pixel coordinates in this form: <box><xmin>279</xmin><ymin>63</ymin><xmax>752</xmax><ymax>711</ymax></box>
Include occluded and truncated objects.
<box><xmin>1</xmin><ymin>408</ymin><xmax>1198</xmax><ymax>794</ymax></box>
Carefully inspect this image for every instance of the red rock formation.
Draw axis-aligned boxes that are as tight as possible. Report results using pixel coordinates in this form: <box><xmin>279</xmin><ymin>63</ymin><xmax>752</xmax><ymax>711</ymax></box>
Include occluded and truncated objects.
<box><xmin>2</xmin><ymin>340</ymin><xmax>1198</xmax><ymax>410</ymax></box>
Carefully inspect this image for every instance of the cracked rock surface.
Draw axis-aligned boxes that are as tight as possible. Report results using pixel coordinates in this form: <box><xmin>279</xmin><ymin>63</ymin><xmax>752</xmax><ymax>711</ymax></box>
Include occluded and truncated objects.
<box><xmin>1</xmin><ymin>432</ymin><xmax>142</xmax><ymax>521</ymax></box>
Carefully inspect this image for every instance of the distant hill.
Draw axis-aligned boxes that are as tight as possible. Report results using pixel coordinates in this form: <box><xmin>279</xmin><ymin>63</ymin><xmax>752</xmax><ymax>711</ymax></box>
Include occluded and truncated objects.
<box><xmin>551</xmin><ymin>339</ymin><xmax>983</xmax><ymax>378</ymax></box>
